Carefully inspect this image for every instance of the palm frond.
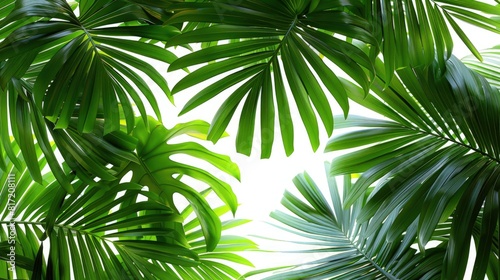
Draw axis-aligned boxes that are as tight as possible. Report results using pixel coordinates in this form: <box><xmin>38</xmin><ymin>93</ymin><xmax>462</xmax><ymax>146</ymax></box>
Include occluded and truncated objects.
<box><xmin>0</xmin><ymin>0</ymin><xmax>29</xmax><ymax>41</ymax></box>
<box><xmin>370</xmin><ymin>0</ymin><xmax>500</xmax><ymax>80</ymax></box>
<box><xmin>463</xmin><ymin>45</ymin><xmax>500</xmax><ymax>88</ymax></box>
<box><xmin>164</xmin><ymin>0</ymin><xmax>377</xmax><ymax>157</ymax></box>
<box><xmin>0</xmin><ymin>80</ymin><xmax>74</xmax><ymax>192</ymax></box>
<box><xmin>325</xmin><ymin>55</ymin><xmax>500</xmax><ymax>279</ymax></box>
<box><xmin>0</xmin><ymin>0</ymin><xmax>179</xmax><ymax>134</ymax></box>
<box><xmin>0</xmin><ymin>0</ymin><xmax>182</xmax><ymax>186</ymax></box>
<box><xmin>247</xmin><ymin>164</ymin><xmax>446</xmax><ymax>280</ymax></box>
<box><xmin>0</xmin><ymin>141</ymin><xmax>190</xmax><ymax>279</ymax></box>
<box><xmin>0</xmin><ymin>135</ymin><xmax>252</xmax><ymax>279</ymax></box>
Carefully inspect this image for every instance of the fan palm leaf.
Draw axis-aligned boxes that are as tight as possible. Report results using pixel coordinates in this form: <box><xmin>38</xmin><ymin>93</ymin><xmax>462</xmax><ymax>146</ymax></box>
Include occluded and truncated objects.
<box><xmin>325</xmin><ymin>54</ymin><xmax>500</xmax><ymax>279</ymax></box>
<box><xmin>0</xmin><ymin>0</ymin><xmax>181</xmax><ymax>186</ymax></box>
<box><xmin>0</xmin><ymin>141</ymin><xmax>193</xmax><ymax>279</ymax></box>
<box><xmin>246</xmin><ymin>164</ymin><xmax>447</xmax><ymax>279</ymax></box>
<box><xmin>164</xmin><ymin>0</ymin><xmax>377</xmax><ymax>157</ymax></box>
<box><xmin>0</xmin><ymin>0</ymin><xmax>178</xmax><ymax>132</ymax></box>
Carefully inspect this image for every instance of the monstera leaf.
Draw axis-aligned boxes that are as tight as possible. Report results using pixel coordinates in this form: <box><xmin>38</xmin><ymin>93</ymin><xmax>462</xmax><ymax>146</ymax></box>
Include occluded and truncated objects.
<box><xmin>324</xmin><ymin>55</ymin><xmax>500</xmax><ymax>279</ymax></box>
<box><xmin>169</xmin><ymin>192</ymin><xmax>256</xmax><ymax>279</ymax></box>
<box><xmin>165</xmin><ymin>0</ymin><xmax>377</xmax><ymax>157</ymax></box>
<box><xmin>54</xmin><ymin>115</ymin><xmax>241</xmax><ymax>251</ymax></box>
<box><xmin>127</xmin><ymin>116</ymin><xmax>240</xmax><ymax>251</ymax></box>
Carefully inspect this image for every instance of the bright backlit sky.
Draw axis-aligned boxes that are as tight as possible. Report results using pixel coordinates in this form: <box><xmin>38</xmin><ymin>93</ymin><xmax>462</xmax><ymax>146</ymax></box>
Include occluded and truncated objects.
<box><xmin>150</xmin><ymin>19</ymin><xmax>499</xmax><ymax>277</ymax></box>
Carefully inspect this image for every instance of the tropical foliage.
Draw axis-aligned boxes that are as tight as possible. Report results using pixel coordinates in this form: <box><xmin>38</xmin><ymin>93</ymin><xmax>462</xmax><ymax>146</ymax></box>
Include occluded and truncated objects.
<box><xmin>166</xmin><ymin>0</ymin><xmax>377</xmax><ymax>156</ymax></box>
<box><xmin>324</xmin><ymin>55</ymin><xmax>500</xmax><ymax>280</ymax></box>
<box><xmin>0</xmin><ymin>0</ymin><xmax>178</xmax><ymax>188</ymax></box>
<box><xmin>165</xmin><ymin>0</ymin><xmax>500</xmax><ymax>157</ymax></box>
<box><xmin>0</xmin><ymin>120</ymin><xmax>254</xmax><ymax>279</ymax></box>
<box><xmin>247</xmin><ymin>165</ymin><xmax>450</xmax><ymax>279</ymax></box>
<box><xmin>1</xmin><ymin>0</ymin><xmax>500</xmax><ymax>279</ymax></box>
<box><xmin>0</xmin><ymin>1</ymin><xmax>255</xmax><ymax>278</ymax></box>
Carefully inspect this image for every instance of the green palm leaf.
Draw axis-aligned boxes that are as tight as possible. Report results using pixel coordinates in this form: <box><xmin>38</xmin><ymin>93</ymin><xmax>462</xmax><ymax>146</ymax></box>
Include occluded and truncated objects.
<box><xmin>472</xmin><ymin>208</ymin><xmax>500</xmax><ymax>280</ymax></box>
<box><xmin>164</xmin><ymin>0</ymin><xmax>377</xmax><ymax>157</ymax></box>
<box><xmin>0</xmin><ymin>0</ymin><xmax>37</xmax><ymax>41</ymax></box>
<box><xmin>325</xmin><ymin>55</ymin><xmax>500</xmax><ymax>279</ymax></box>
<box><xmin>0</xmin><ymin>0</ymin><xmax>179</xmax><ymax>134</ymax></box>
<box><xmin>0</xmin><ymin>136</ymin><xmax>252</xmax><ymax>279</ymax></box>
<box><xmin>47</xmin><ymin>118</ymin><xmax>139</xmax><ymax>185</ymax></box>
<box><xmin>369</xmin><ymin>0</ymin><xmax>500</xmax><ymax>80</ymax></box>
<box><xmin>463</xmin><ymin>46</ymin><xmax>500</xmax><ymax>88</ymax></box>
<box><xmin>0</xmin><ymin>81</ymin><xmax>74</xmax><ymax>192</ymax></box>
<box><xmin>0</xmin><ymin>0</ymin><xmax>181</xmax><ymax>187</ymax></box>
<box><xmin>0</xmin><ymin>141</ymin><xmax>192</xmax><ymax>279</ymax></box>
<box><xmin>247</xmin><ymin>164</ymin><xmax>446</xmax><ymax>279</ymax></box>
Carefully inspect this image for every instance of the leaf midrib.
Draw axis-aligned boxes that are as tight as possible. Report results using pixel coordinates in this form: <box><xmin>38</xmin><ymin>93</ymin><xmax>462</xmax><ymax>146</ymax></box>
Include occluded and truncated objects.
<box><xmin>343</xmin><ymin>229</ymin><xmax>398</xmax><ymax>280</ymax></box>
<box><xmin>404</xmin><ymin>124</ymin><xmax>499</xmax><ymax>165</ymax></box>
<box><xmin>0</xmin><ymin>220</ymin><xmax>108</xmax><ymax>242</ymax></box>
